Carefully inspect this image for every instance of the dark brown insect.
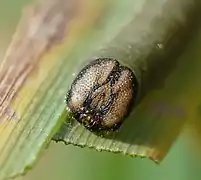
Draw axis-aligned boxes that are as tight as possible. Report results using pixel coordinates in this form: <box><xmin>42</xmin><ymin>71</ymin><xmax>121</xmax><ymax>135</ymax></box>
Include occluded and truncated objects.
<box><xmin>66</xmin><ymin>58</ymin><xmax>138</xmax><ymax>132</ymax></box>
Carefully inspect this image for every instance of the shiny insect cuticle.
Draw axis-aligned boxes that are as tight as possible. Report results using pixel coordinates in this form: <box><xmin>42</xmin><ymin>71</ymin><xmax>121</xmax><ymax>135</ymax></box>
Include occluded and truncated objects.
<box><xmin>66</xmin><ymin>58</ymin><xmax>138</xmax><ymax>133</ymax></box>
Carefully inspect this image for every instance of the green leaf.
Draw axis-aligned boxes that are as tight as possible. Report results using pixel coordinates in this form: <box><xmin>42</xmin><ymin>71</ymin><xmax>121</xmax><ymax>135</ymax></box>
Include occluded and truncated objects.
<box><xmin>1</xmin><ymin>0</ymin><xmax>201</xmax><ymax>179</ymax></box>
<box><xmin>54</xmin><ymin>0</ymin><xmax>201</xmax><ymax>162</ymax></box>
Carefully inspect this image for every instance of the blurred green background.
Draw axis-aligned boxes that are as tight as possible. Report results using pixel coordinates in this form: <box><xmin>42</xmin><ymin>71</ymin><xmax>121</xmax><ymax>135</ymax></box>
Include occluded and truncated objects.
<box><xmin>1</xmin><ymin>1</ymin><xmax>201</xmax><ymax>180</ymax></box>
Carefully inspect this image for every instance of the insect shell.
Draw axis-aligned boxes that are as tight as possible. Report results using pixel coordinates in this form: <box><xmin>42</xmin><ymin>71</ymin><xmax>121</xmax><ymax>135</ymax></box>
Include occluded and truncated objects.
<box><xmin>66</xmin><ymin>58</ymin><xmax>138</xmax><ymax>133</ymax></box>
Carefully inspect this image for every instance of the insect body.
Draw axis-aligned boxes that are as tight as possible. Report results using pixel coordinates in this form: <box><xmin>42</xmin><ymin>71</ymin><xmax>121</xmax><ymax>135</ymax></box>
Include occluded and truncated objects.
<box><xmin>66</xmin><ymin>58</ymin><xmax>138</xmax><ymax>132</ymax></box>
